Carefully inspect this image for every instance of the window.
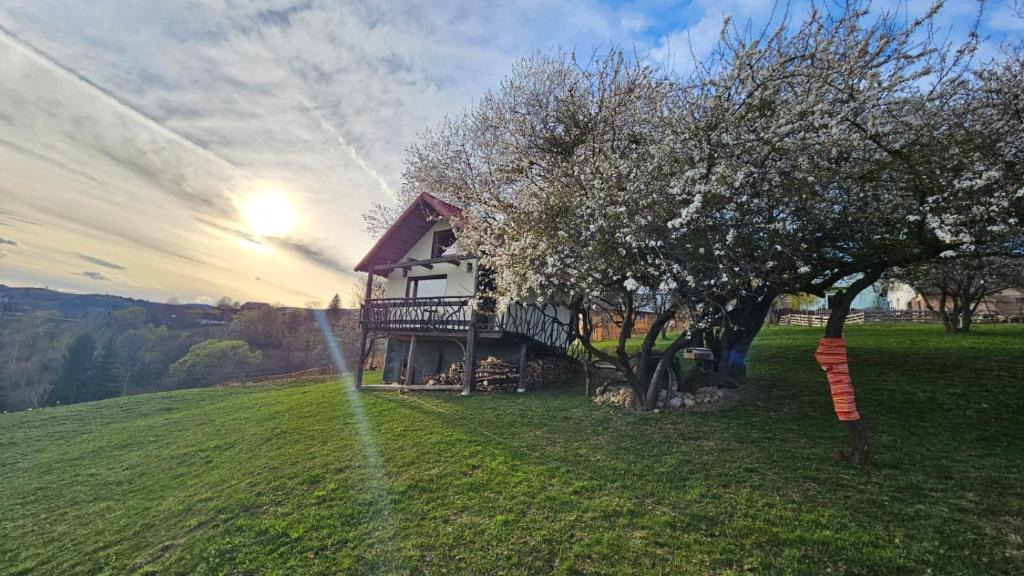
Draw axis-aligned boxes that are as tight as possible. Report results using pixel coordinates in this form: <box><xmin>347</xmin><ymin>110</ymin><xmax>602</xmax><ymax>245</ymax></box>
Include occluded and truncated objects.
<box><xmin>431</xmin><ymin>229</ymin><xmax>457</xmax><ymax>258</ymax></box>
<box><xmin>406</xmin><ymin>275</ymin><xmax>447</xmax><ymax>298</ymax></box>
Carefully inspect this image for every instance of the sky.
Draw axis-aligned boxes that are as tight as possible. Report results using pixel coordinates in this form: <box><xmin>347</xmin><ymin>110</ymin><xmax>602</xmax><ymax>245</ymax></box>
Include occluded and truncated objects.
<box><xmin>0</xmin><ymin>0</ymin><xmax>1019</xmax><ymax>307</ymax></box>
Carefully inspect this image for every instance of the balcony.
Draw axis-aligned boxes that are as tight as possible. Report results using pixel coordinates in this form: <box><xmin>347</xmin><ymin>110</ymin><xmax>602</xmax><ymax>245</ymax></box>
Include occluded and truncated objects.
<box><xmin>362</xmin><ymin>297</ymin><xmax>574</xmax><ymax>351</ymax></box>
<box><xmin>364</xmin><ymin>296</ymin><xmax>474</xmax><ymax>332</ymax></box>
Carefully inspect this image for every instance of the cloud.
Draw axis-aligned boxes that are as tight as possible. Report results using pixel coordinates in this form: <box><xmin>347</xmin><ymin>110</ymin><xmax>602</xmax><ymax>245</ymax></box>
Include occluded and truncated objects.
<box><xmin>0</xmin><ymin>208</ymin><xmax>38</xmax><ymax>227</ymax></box>
<box><xmin>0</xmin><ymin>22</ymin><xmax>245</xmax><ymax>218</ymax></box>
<box><xmin>76</xmin><ymin>270</ymin><xmax>111</xmax><ymax>281</ymax></box>
<box><xmin>255</xmin><ymin>1</ymin><xmax>314</xmax><ymax>28</ymax></box>
<box><xmin>74</xmin><ymin>252</ymin><xmax>125</xmax><ymax>270</ymax></box>
<box><xmin>268</xmin><ymin>237</ymin><xmax>352</xmax><ymax>275</ymax></box>
<box><xmin>0</xmin><ymin>236</ymin><xmax>17</xmax><ymax>246</ymax></box>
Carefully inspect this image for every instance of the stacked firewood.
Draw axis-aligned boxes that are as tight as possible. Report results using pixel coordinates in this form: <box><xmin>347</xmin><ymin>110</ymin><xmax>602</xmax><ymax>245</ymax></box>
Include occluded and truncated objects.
<box><xmin>431</xmin><ymin>361</ymin><xmax>464</xmax><ymax>387</ymax></box>
<box><xmin>426</xmin><ymin>356</ymin><xmax>522</xmax><ymax>391</ymax></box>
<box><xmin>475</xmin><ymin>356</ymin><xmax>519</xmax><ymax>391</ymax></box>
<box><xmin>523</xmin><ymin>355</ymin><xmax>580</xmax><ymax>389</ymax></box>
<box><xmin>424</xmin><ymin>354</ymin><xmax>581</xmax><ymax>391</ymax></box>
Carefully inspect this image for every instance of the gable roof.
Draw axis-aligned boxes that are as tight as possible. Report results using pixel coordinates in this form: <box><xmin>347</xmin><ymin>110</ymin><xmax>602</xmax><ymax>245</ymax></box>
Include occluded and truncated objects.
<box><xmin>355</xmin><ymin>192</ymin><xmax>463</xmax><ymax>274</ymax></box>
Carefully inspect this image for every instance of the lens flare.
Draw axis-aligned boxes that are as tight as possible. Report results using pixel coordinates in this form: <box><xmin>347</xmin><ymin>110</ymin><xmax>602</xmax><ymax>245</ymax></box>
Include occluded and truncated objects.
<box><xmin>313</xmin><ymin>310</ymin><xmax>398</xmax><ymax>565</ymax></box>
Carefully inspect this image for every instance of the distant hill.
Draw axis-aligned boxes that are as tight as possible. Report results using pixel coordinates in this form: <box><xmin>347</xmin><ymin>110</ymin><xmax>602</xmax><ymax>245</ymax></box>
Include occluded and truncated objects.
<box><xmin>0</xmin><ymin>285</ymin><xmax>367</xmax><ymax>412</ymax></box>
<box><xmin>0</xmin><ymin>284</ymin><xmax>212</xmax><ymax>327</ymax></box>
<box><xmin>0</xmin><ymin>285</ymin><xmax>356</xmax><ymax>328</ymax></box>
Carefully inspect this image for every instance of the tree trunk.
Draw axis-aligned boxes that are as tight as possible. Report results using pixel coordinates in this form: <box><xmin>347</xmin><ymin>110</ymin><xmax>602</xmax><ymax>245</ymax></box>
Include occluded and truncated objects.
<box><xmin>575</xmin><ymin>297</ymin><xmax>692</xmax><ymax>412</ymax></box>
<box><xmin>959</xmin><ymin>290</ymin><xmax>986</xmax><ymax>333</ymax></box>
<box><xmin>719</xmin><ymin>288</ymin><xmax>778</xmax><ymax>385</ymax></box>
<box><xmin>952</xmin><ymin>299</ymin><xmax>966</xmax><ymax>333</ymax></box>
<box><xmin>961</xmin><ymin>305</ymin><xmax>974</xmax><ymax>332</ymax></box>
<box><xmin>583</xmin><ymin>359</ymin><xmax>592</xmax><ymax>397</ymax></box>
<box><xmin>820</xmin><ymin>272</ymin><xmax>880</xmax><ymax>468</ymax></box>
<box><xmin>938</xmin><ymin>291</ymin><xmax>956</xmax><ymax>334</ymax></box>
<box><xmin>644</xmin><ymin>337</ymin><xmax>689</xmax><ymax>410</ymax></box>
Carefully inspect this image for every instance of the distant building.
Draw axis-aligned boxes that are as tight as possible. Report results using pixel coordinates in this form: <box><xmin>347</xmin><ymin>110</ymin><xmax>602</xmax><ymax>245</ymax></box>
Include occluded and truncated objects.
<box><xmin>798</xmin><ymin>278</ymin><xmax>916</xmax><ymax>311</ymax></box>
<box><xmin>908</xmin><ymin>288</ymin><xmax>1023</xmax><ymax>319</ymax></box>
<box><xmin>197</xmin><ymin>319</ymin><xmax>228</xmax><ymax>326</ymax></box>
<box><xmin>239</xmin><ymin>301</ymin><xmax>270</xmax><ymax>311</ymax></box>
<box><xmin>795</xmin><ymin>276</ymin><xmax>1022</xmax><ymax>320</ymax></box>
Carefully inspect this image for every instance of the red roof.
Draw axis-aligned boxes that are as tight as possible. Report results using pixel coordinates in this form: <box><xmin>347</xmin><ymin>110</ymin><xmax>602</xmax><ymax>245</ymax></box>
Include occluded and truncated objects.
<box><xmin>355</xmin><ymin>193</ymin><xmax>463</xmax><ymax>274</ymax></box>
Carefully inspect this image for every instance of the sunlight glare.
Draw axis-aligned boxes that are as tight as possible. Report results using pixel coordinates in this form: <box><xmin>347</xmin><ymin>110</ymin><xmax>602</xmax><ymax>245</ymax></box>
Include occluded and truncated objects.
<box><xmin>242</xmin><ymin>191</ymin><xmax>297</xmax><ymax>237</ymax></box>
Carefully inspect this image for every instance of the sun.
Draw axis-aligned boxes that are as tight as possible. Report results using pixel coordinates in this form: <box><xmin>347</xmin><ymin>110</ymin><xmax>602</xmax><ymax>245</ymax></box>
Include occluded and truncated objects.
<box><xmin>242</xmin><ymin>192</ymin><xmax>297</xmax><ymax>237</ymax></box>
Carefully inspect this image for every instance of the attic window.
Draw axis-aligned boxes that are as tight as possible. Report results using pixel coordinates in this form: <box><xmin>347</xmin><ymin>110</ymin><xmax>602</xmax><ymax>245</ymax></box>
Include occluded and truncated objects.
<box><xmin>431</xmin><ymin>229</ymin><xmax>457</xmax><ymax>258</ymax></box>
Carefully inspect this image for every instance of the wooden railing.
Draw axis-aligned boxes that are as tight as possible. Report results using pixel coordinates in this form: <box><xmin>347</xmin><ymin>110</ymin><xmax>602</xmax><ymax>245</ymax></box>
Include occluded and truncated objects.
<box><xmin>364</xmin><ymin>296</ymin><xmax>473</xmax><ymax>332</ymax></box>
<box><xmin>496</xmin><ymin>301</ymin><xmax>573</xmax><ymax>351</ymax></box>
<box><xmin>363</xmin><ymin>296</ymin><xmax>573</xmax><ymax>351</ymax></box>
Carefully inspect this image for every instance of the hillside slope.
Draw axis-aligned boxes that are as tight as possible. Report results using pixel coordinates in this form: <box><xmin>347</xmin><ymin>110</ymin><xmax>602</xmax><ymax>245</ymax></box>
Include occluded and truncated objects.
<box><xmin>0</xmin><ymin>284</ymin><xmax>209</xmax><ymax>322</ymax></box>
<box><xmin>2</xmin><ymin>325</ymin><xmax>1023</xmax><ymax>574</ymax></box>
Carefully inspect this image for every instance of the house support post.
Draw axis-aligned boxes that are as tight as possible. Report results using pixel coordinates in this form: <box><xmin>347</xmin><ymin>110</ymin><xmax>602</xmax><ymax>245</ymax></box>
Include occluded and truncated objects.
<box><xmin>354</xmin><ymin>272</ymin><xmax>374</xmax><ymax>390</ymax></box>
<box><xmin>462</xmin><ymin>264</ymin><xmax>481</xmax><ymax>396</ymax></box>
<box><xmin>462</xmin><ymin>322</ymin><xmax>477</xmax><ymax>395</ymax></box>
<box><xmin>404</xmin><ymin>334</ymin><xmax>419</xmax><ymax>387</ymax></box>
<box><xmin>516</xmin><ymin>342</ymin><xmax>528</xmax><ymax>393</ymax></box>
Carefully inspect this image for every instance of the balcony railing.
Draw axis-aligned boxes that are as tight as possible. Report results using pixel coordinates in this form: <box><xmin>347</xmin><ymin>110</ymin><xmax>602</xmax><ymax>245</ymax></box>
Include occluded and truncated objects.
<box><xmin>363</xmin><ymin>296</ymin><xmax>573</xmax><ymax>351</ymax></box>
<box><xmin>499</xmin><ymin>301</ymin><xmax>574</xmax><ymax>351</ymax></box>
<box><xmin>364</xmin><ymin>296</ymin><xmax>473</xmax><ymax>332</ymax></box>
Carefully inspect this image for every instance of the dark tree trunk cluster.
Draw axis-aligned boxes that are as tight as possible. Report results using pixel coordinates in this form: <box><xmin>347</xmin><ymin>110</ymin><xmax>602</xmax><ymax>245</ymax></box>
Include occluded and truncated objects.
<box><xmin>924</xmin><ymin>288</ymin><xmax>986</xmax><ymax>334</ymax></box>
<box><xmin>716</xmin><ymin>288</ymin><xmax>779</xmax><ymax>385</ymax></box>
<box><xmin>576</xmin><ymin>294</ymin><xmax>692</xmax><ymax>411</ymax></box>
<box><xmin>576</xmin><ymin>288</ymin><xmax>782</xmax><ymax>412</ymax></box>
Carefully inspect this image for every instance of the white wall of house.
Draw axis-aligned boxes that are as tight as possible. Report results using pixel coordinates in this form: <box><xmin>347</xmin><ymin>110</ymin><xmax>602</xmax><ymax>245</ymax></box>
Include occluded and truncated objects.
<box><xmin>381</xmin><ymin>219</ymin><xmax>476</xmax><ymax>299</ymax></box>
<box><xmin>885</xmin><ymin>282</ymin><xmax>917</xmax><ymax>310</ymax></box>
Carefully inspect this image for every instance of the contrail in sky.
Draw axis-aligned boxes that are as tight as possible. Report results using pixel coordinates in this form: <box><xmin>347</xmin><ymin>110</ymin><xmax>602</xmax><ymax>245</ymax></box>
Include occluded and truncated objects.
<box><xmin>0</xmin><ymin>23</ymin><xmax>253</xmax><ymax>183</ymax></box>
<box><xmin>2</xmin><ymin>23</ymin><xmax>396</xmax><ymax>204</ymax></box>
<box><xmin>302</xmin><ymin>101</ymin><xmax>397</xmax><ymax>200</ymax></box>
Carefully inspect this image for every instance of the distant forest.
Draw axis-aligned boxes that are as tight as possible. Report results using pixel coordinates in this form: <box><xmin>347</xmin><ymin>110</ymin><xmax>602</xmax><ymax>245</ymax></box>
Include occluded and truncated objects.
<box><xmin>0</xmin><ymin>285</ymin><xmax>368</xmax><ymax>412</ymax></box>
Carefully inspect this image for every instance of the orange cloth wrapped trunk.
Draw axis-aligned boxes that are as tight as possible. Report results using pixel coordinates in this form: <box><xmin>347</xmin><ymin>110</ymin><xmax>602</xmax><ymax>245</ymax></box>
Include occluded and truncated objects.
<box><xmin>815</xmin><ymin>337</ymin><xmax>861</xmax><ymax>421</ymax></box>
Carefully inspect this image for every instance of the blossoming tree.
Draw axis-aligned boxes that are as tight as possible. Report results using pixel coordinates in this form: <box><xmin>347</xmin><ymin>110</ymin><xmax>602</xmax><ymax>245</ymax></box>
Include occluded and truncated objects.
<box><xmin>391</xmin><ymin>2</ymin><xmax>1022</xmax><ymax>466</ymax></box>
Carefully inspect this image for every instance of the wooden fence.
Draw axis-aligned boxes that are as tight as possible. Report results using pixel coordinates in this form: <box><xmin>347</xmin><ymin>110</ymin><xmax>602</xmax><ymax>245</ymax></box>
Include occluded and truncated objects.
<box><xmin>590</xmin><ymin>313</ymin><xmax>653</xmax><ymax>342</ymax></box>
<box><xmin>778</xmin><ymin>308</ymin><xmax>941</xmax><ymax>326</ymax></box>
<box><xmin>861</xmin><ymin>308</ymin><xmax>939</xmax><ymax>323</ymax></box>
<box><xmin>217</xmin><ymin>365</ymin><xmax>338</xmax><ymax>387</ymax></box>
<box><xmin>589</xmin><ymin>312</ymin><xmax>687</xmax><ymax>342</ymax></box>
<box><xmin>778</xmin><ymin>310</ymin><xmax>865</xmax><ymax>327</ymax></box>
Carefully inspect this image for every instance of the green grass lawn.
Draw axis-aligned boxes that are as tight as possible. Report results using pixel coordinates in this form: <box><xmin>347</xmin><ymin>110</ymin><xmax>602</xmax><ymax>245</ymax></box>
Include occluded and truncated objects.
<box><xmin>2</xmin><ymin>325</ymin><xmax>1023</xmax><ymax>575</ymax></box>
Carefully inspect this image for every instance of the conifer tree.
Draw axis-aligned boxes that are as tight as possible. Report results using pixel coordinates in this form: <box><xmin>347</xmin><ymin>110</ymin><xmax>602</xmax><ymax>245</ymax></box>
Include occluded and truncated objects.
<box><xmin>48</xmin><ymin>333</ymin><xmax>95</xmax><ymax>405</ymax></box>
<box><xmin>327</xmin><ymin>293</ymin><xmax>342</xmax><ymax>324</ymax></box>
<box><xmin>88</xmin><ymin>338</ymin><xmax>121</xmax><ymax>401</ymax></box>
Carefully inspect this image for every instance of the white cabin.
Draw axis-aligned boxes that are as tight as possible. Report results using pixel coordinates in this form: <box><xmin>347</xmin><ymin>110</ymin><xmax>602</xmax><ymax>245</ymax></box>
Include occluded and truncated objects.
<box><xmin>354</xmin><ymin>193</ymin><xmax>573</xmax><ymax>392</ymax></box>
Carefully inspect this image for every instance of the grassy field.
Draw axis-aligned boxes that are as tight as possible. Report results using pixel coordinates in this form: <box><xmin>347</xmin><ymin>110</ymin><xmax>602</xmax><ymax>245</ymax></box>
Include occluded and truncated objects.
<box><xmin>2</xmin><ymin>325</ymin><xmax>1023</xmax><ymax>575</ymax></box>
